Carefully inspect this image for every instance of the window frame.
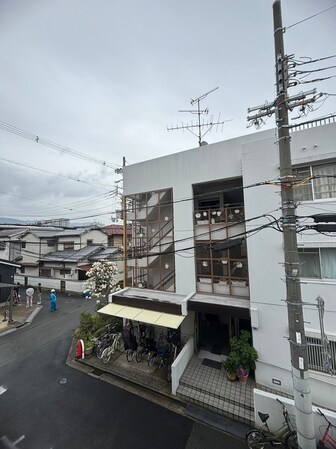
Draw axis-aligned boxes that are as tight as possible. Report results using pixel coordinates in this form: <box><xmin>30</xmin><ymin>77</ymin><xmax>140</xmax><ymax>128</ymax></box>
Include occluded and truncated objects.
<box><xmin>293</xmin><ymin>161</ymin><xmax>336</xmax><ymax>202</ymax></box>
<box><xmin>298</xmin><ymin>247</ymin><xmax>336</xmax><ymax>280</ymax></box>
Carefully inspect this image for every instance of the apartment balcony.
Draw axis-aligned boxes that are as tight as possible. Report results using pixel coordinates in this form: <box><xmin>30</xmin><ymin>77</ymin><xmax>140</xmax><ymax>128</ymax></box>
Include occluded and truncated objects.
<box><xmin>194</xmin><ymin>206</ymin><xmax>245</xmax><ymax>241</ymax></box>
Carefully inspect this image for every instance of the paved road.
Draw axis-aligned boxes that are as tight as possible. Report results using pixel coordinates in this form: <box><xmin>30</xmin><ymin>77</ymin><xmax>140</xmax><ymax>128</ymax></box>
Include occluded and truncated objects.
<box><xmin>0</xmin><ymin>295</ymin><xmax>246</xmax><ymax>449</ymax></box>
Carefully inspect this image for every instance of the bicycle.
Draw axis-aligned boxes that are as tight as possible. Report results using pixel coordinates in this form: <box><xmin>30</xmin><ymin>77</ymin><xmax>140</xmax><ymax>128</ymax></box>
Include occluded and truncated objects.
<box><xmin>93</xmin><ymin>324</ymin><xmax>119</xmax><ymax>359</ymax></box>
<box><xmin>246</xmin><ymin>398</ymin><xmax>297</xmax><ymax>448</ymax></box>
<box><xmin>317</xmin><ymin>408</ymin><xmax>336</xmax><ymax>449</ymax></box>
<box><xmin>101</xmin><ymin>331</ymin><xmax>123</xmax><ymax>364</ymax></box>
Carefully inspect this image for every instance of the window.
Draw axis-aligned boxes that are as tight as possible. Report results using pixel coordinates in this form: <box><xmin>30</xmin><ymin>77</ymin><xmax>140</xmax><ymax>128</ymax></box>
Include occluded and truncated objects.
<box><xmin>87</xmin><ymin>239</ymin><xmax>93</xmax><ymax>246</ymax></box>
<box><xmin>0</xmin><ymin>242</ymin><xmax>5</xmax><ymax>251</ymax></box>
<box><xmin>47</xmin><ymin>240</ymin><xmax>56</xmax><ymax>247</ymax></box>
<box><xmin>60</xmin><ymin>268</ymin><xmax>71</xmax><ymax>275</ymax></box>
<box><xmin>307</xmin><ymin>335</ymin><xmax>336</xmax><ymax>374</ymax></box>
<box><xmin>40</xmin><ymin>269</ymin><xmax>51</xmax><ymax>277</ymax></box>
<box><xmin>21</xmin><ymin>242</ymin><xmax>26</xmax><ymax>249</ymax></box>
<box><xmin>21</xmin><ymin>266</ymin><xmax>25</xmax><ymax>274</ymax></box>
<box><xmin>63</xmin><ymin>242</ymin><xmax>74</xmax><ymax>250</ymax></box>
<box><xmin>293</xmin><ymin>162</ymin><xmax>336</xmax><ymax>201</ymax></box>
<box><xmin>298</xmin><ymin>248</ymin><xmax>336</xmax><ymax>279</ymax></box>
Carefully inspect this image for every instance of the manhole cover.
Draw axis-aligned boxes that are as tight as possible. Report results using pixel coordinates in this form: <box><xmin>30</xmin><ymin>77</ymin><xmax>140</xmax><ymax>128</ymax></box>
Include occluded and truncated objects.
<box><xmin>65</xmin><ymin>299</ymin><xmax>75</xmax><ymax>303</ymax></box>
<box><xmin>57</xmin><ymin>378</ymin><xmax>68</xmax><ymax>385</ymax></box>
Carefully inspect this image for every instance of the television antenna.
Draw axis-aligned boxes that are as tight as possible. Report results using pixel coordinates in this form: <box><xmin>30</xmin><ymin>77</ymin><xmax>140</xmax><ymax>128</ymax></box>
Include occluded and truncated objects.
<box><xmin>167</xmin><ymin>87</ymin><xmax>232</xmax><ymax>146</ymax></box>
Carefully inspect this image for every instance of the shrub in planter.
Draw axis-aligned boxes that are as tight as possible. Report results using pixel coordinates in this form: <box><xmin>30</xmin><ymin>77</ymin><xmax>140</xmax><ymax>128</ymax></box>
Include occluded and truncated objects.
<box><xmin>229</xmin><ymin>330</ymin><xmax>258</xmax><ymax>380</ymax></box>
<box><xmin>223</xmin><ymin>352</ymin><xmax>239</xmax><ymax>381</ymax></box>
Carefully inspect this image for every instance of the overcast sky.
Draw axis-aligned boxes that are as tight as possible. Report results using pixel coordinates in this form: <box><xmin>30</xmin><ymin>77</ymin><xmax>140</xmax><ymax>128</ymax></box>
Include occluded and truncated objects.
<box><xmin>0</xmin><ymin>0</ymin><xmax>335</xmax><ymax>226</ymax></box>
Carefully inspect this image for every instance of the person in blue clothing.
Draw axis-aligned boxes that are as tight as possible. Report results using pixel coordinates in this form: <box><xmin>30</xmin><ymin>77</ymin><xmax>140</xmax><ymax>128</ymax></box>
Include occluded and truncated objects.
<box><xmin>50</xmin><ymin>289</ymin><xmax>58</xmax><ymax>312</ymax></box>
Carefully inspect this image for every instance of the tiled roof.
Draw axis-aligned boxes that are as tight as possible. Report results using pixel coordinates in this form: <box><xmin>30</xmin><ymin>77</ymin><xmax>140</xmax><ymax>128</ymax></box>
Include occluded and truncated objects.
<box><xmin>103</xmin><ymin>224</ymin><xmax>132</xmax><ymax>235</ymax></box>
<box><xmin>39</xmin><ymin>245</ymin><xmax>103</xmax><ymax>263</ymax></box>
<box><xmin>89</xmin><ymin>247</ymin><xmax>120</xmax><ymax>261</ymax></box>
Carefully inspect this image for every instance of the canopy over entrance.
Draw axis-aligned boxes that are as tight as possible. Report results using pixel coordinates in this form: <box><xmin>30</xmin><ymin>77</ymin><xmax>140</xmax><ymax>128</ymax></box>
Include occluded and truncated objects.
<box><xmin>98</xmin><ymin>303</ymin><xmax>185</xmax><ymax>329</ymax></box>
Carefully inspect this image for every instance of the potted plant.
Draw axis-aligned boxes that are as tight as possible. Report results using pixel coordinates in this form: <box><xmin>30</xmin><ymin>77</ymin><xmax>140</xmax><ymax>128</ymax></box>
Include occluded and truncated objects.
<box><xmin>223</xmin><ymin>351</ymin><xmax>239</xmax><ymax>381</ymax></box>
<box><xmin>230</xmin><ymin>330</ymin><xmax>258</xmax><ymax>383</ymax></box>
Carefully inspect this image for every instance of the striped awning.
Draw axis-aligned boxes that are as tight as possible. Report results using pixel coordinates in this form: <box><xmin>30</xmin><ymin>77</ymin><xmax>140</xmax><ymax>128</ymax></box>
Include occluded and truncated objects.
<box><xmin>98</xmin><ymin>303</ymin><xmax>185</xmax><ymax>329</ymax></box>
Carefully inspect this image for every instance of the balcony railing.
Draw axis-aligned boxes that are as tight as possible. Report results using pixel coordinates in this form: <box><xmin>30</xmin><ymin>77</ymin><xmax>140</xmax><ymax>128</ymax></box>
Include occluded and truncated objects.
<box><xmin>194</xmin><ymin>206</ymin><xmax>245</xmax><ymax>225</ymax></box>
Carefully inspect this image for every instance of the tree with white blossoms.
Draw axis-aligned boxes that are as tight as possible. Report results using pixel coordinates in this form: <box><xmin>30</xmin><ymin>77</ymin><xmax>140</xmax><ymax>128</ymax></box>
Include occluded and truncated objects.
<box><xmin>84</xmin><ymin>261</ymin><xmax>120</xmax><ymax>307</ymax></box>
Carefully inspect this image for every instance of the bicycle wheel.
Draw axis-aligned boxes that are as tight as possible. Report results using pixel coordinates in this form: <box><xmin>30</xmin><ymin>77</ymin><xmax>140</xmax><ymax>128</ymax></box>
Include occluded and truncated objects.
<box><xmin>285</xmin><ymin>431</ymin><xmax>298</xmax><ymax>449</ymax></box>
<box><xmin>148</xmin><ymin>353</ymin><xmax>155</xmax><ymax>367</ymax></box>
<box><xmin>101</xmin><ymin>348</ymin><xmax>111</xmax><ymax>364</ymax></box>
<box><xmin>126</xmin><ymin>349</ymin><xmax>134</xmax><ymax>362</ymax></box>
<box><xmin>114</xmin><ymin>338</ymin><xmax>122</xmax><ymax>352</ymax></box>
<box><xmin>246</xmin><ymin>429</ymin><xmax>266</xmax><ymax>449</ymax></box>
<box><xmin>136</xmin><ymin>348</ymin><xmax>143</xmax><ymax>363</ymax></box>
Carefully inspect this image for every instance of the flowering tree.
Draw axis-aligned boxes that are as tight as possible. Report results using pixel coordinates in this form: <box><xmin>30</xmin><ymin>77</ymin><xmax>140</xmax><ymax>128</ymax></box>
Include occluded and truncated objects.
<box><xmin>84</xmin><ymin>261</ymin><xmax>120</xmax><ymax>306</ymax></box>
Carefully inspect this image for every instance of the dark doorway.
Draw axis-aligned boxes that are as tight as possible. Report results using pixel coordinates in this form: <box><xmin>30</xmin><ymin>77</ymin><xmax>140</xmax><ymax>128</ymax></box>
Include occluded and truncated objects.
<box><xmin>198</xmin><ymin>312</ymin><xmax>252</xmax><ymax>356</ymax></box>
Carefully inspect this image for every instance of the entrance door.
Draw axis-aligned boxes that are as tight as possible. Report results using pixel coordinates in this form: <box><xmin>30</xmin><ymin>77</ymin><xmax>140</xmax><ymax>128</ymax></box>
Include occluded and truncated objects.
<box><xmin>198</xmin><ymin>312</ymin><xmax>230</xmax><ymax>356</ymax></box>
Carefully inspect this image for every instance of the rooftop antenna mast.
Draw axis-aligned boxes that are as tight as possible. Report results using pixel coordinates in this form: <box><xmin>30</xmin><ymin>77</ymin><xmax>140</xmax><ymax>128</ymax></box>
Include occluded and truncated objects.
<box><xmin>167</xmin><ymin>87</ymin><xmax>232</xmax><ymax>146</ymax></box>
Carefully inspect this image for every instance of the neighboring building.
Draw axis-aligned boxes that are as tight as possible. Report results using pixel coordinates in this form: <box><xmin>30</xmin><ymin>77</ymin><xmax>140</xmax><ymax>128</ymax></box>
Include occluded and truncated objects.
<box><xmin>38</xmin><ymin>244</ymin><xmax>122</xmax><ymax>280</ymax></box>
<box><xmin>34</xmin><ymin>218</ymin><xmax>71</xmax><ymax>227</ymax></box>
<box><xmin>112</xmin><ymin>117</ymin><xmax>336</xmax><ymax>412</ymax></box>
<box><xmin>103</xmin><ymin>224</ymin><xmax>132</xmax><ymax>248</ymax></box>
<box><xmin>0</xmin><ymin>260</ymin><xmax>20</xmax><ymax>301</ymax></box>
<box><xmin>0</xmin><ymin>228</ymin><xmax>27</xmax><ymax>262</ymax></box>
<box><xmin>18</xmin><ymin>227</ymin><xmax>108</xmax><ymax>276</ymax></box>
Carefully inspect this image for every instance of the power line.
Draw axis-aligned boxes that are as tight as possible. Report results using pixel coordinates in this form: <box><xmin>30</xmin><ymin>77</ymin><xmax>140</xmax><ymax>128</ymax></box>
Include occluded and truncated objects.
<box><xmin>0</xmin><ymin>120</ymin><xmax>121</xmax><ymax>170</ymax></box>
<box><xmin>284</xmin><ymin>4</ymin><xmax>336</xmax><ymax>31</ymax></box>
<box><xmin>0</xmin><ymin>156</ymin><xmax>114</xmax><ymax>190</ymax></box>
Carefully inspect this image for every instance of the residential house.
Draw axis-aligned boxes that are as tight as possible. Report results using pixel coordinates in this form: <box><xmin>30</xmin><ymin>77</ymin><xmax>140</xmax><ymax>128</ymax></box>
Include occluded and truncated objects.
<box><xmin>102</xmin><ymin>116</ymin><xmax>336</xmax><ymax>414</ymax></box>
<box><xmin>18</xmin><ymin>227</ymin><xmax>108</xmax><ymax>277</ymax></box>
<box><xmin>103</xmin><ymin>224</ymin><xmax>132</xmax><ymax>248</ymax></box>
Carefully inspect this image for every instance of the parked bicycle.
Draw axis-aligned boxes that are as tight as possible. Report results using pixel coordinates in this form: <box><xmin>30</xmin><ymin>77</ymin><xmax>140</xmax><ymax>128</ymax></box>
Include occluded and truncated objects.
<box><xmin>93</xmin><ymin>324</ymin><xmax>120</xmax><ymax>360</ymax></box>
<box><xmin>101</xmin><ymin>330</ymin><xmax>123</xmax><ymax>364</ymax></box>
<box><xmin>245</xmin><ymin>398</ymin><xmax>297</xmax><ymax>448</ymax></box>
<box><xmin>317</xmin><ymin>408</ymin><xmax>336</xmax><ymax>448</ymax></box>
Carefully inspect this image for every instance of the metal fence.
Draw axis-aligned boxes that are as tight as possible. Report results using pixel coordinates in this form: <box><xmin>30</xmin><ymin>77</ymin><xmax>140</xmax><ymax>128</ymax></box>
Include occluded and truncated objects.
<box><xmin>307</xmin><ymin>336</ymin><xmax>336</xmax><ymax>374</ymax></box>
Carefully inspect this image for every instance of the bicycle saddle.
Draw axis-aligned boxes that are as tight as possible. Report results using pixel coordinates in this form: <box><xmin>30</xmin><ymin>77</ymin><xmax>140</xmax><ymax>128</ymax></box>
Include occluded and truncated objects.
<box><xmin>258</xmin><ymin>412</ymin><xmax>269</xmax><ymax>423</ymax></box>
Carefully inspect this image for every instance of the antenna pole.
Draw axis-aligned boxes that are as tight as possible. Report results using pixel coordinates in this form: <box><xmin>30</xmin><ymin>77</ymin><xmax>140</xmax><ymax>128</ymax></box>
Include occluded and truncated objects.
<box><xmin>167</xmin><ymin>87</ymin><xmax>231</xmax><ymax>146</ymax></box>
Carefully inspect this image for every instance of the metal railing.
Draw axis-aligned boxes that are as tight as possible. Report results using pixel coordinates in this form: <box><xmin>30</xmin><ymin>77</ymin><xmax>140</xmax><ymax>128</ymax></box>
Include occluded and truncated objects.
<box><xmin>307</xmin><ymin>336</ymin><xmax>336</xmax><ymax>374</ymax></box>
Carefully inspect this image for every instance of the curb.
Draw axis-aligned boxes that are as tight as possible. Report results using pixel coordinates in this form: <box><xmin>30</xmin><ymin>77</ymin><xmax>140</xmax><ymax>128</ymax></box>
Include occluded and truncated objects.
<box><xmin>0</xmin><ymin>306</ymin><xmax>43</xmax><ymax>337</ymax></box>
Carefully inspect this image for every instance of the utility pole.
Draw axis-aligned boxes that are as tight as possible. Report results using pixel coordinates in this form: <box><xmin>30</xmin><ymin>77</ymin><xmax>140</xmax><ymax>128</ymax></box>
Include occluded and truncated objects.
<box><xmin>122</xmin><ymin>156</ymin><xmax>127</xmax><ymax>289</ymax></box>
<box><xmin>273</xmin><ymin>2</ymin><xmax>315</xmax><ymax>447</ymax></box>
<box><xmin>247</xmin><ymin>2</ymin><xmax>317</xmax><ymax>447</ymax></box>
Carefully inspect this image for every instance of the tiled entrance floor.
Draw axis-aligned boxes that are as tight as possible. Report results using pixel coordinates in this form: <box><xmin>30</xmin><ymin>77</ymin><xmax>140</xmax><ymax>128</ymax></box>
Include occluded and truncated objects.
<box><xmin>177</xmin><ymin>352</ymin><xmax>255</xmax><ymax>425</ymax></box>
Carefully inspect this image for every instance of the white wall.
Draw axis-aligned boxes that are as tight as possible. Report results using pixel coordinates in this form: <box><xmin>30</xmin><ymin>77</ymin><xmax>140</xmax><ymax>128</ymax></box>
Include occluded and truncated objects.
<box><xmin>124</xmin><ymin>135</ymin><xmax>253</xmax><ymax>295</ymax></box>
<box><xmin>14</xmin><ymin>274</ymin><xmax>86</xmax><ymax>293</ymax></box>
<box><xmin>242</xmin><ymin>123</ymin><xmax>336</xmax><ymax>408</ymax></box>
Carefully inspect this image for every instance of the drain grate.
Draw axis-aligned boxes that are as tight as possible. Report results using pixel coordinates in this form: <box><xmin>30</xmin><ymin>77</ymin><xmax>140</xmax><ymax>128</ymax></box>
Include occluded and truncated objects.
<box><xmin>91</xmin><ymin>368</ymin><xmax>104</xmax><ymax>376</ymax></box>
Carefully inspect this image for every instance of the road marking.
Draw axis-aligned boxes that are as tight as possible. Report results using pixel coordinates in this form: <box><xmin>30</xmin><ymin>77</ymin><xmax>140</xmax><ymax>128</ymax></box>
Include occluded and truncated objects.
<box><xmin>0</xmin><ymin>386</ymin><xmax>7</xmax><ymax>395</ymax></box>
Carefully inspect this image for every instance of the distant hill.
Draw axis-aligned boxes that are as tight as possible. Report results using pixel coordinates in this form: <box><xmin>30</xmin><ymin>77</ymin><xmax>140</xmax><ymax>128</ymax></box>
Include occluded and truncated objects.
<box><xmin>0</xmin><ymin>217</ymin><xmax>32</xmax><ymax>225</ymax></box>
<box><xmin>0</xmin><ymin>217</ymin><xmax>103</xmax><ymax>228</ymax></box>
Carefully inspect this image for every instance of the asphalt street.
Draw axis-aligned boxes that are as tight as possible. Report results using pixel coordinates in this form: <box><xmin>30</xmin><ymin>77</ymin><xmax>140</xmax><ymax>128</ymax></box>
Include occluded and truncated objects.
<box><xmin>0</xmin><ymin>295</ymin><xmax>246</xmax><ymax>449</ymax></box>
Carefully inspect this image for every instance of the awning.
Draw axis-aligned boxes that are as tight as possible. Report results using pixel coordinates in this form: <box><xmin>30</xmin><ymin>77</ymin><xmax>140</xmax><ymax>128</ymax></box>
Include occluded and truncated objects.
<box><xmin>98</xmin><ymin>303</ymin><xmax>185</xmax><ymax>329</ymax></box>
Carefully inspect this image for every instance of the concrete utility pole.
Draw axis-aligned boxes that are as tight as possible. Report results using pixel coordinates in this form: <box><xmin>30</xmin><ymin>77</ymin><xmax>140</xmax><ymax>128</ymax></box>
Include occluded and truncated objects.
<box><xmin>122</xmin><ymin>156</ymin><xmax>127</xmax><ymax>289</ymax></box>
<box><xmin>273</xmin><ymin>1</ymin><xmax>315</xmax><ymax>448</ymax></box>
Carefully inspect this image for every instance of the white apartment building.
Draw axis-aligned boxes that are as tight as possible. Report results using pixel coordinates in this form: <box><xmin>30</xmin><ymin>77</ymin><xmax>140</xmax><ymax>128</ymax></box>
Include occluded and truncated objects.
<box><xmin>119</xmin><ymin>117</ymin><xmax>336</xmax><ymax>412</ymax></box>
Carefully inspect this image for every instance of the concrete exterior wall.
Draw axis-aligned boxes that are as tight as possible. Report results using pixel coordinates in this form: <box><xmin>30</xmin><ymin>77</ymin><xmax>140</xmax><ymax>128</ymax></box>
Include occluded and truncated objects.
<box><xmin>14</xmin><ymin>274</ymin><xmax>85</xmax><ymax>293</ymax></box>
<box><xmin>242</xmin><ymin>123</ymin><xmax>336</xmax><ymax>408</ymax></box>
